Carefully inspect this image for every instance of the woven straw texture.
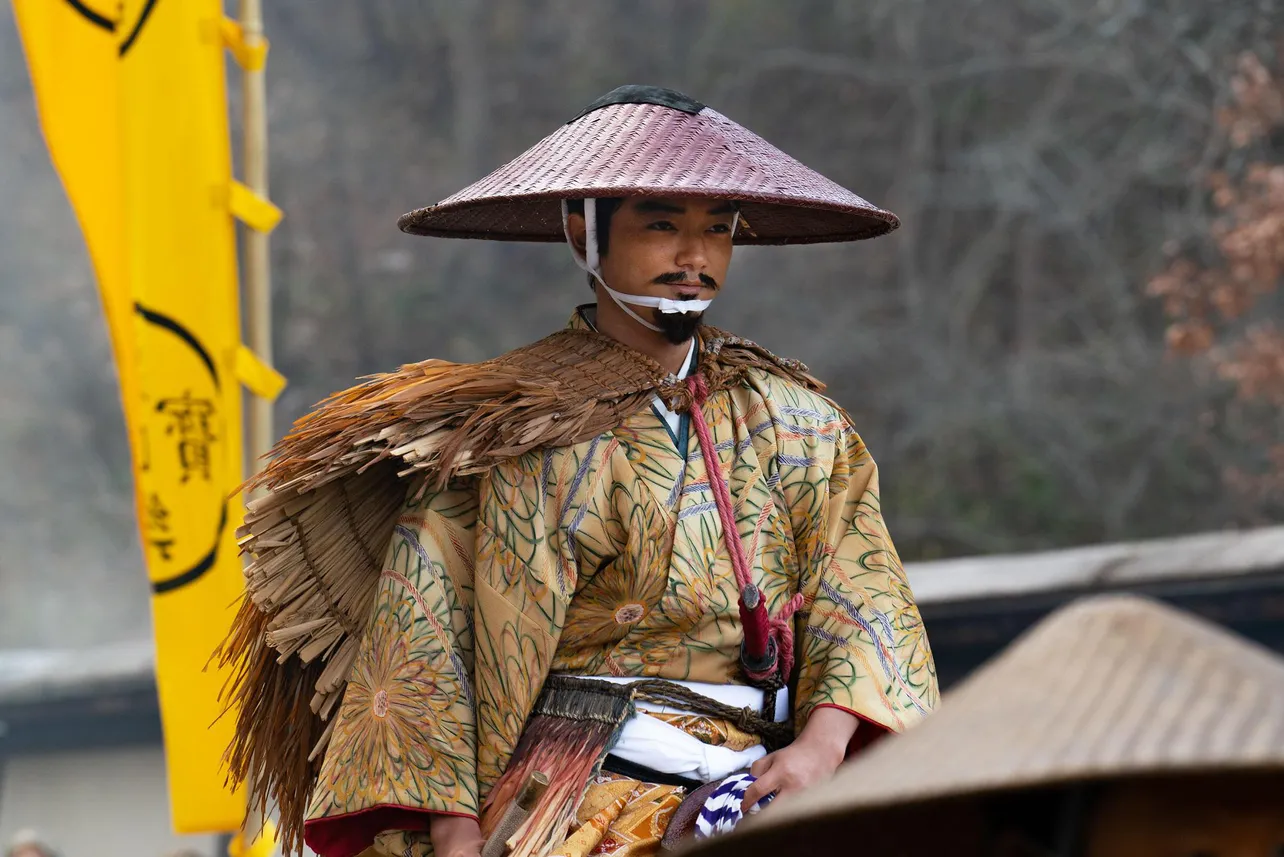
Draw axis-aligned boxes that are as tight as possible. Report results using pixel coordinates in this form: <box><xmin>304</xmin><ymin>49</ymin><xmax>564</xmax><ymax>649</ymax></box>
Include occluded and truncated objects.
<box><xmin>687</xmin><ymin>594</ymin><xmax>1284</xmax><ymax>857</ymax></box>
<box><xmin>217</xmin><ymin>326</ymin><xmax>823</xmax><ymax>853</ymax></box>
<box><xmin>398</xmin><ymin>102</ymin><xmax>898</xmax><ymax>244</ymax></box>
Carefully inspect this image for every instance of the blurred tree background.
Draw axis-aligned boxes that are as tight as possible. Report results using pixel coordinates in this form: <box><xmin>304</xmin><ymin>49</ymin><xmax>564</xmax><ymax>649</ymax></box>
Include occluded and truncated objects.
<box><xmin>2</xmin><ymin>0</ymin><xmax>1282</xmax><ymax>647</ymax></box>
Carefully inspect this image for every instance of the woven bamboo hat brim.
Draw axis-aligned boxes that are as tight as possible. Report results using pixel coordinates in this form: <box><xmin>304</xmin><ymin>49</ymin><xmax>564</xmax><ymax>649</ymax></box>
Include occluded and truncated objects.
<box><xmin>686</xmin><ymin>594</ymin><xmax>1284</xmax><ymax>857</ymax></box>
<box><xmin>398</xmin><ymin>85</ymin><xmax>898</xmax><ymax>244</ymax></box>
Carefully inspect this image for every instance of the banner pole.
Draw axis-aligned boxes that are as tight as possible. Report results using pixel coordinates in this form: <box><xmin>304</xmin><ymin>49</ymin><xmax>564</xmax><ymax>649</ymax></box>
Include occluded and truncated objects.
<box><xmin>240</xmin><ymin>0</ymin><xmax>273</xmax><ymax>480</ymax></box>
<box><xmin>239</xmin><ymin>0</ymin><xmax>271</xmax><ymax>847</ymax></box>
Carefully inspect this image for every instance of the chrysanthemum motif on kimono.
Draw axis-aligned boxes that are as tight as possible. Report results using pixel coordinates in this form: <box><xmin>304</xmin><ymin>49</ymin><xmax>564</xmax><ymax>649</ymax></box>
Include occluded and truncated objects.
<box><xmin>307</xmin><ymin>484</ymin><xmax>482</xmax><ymax>822</ymax></box>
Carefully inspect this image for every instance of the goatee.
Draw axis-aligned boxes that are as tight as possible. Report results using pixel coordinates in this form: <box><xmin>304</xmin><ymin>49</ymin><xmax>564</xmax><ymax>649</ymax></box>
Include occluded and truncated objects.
<box><xmin>655</xmin><ymin>311</ymin><xmax>704</xmax><ymax>345</ymax></box>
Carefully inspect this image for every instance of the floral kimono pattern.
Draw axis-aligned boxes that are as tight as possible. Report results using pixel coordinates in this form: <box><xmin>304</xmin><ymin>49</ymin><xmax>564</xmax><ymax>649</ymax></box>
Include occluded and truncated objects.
<box><xmin>304</xmin><ymin>315</ymin><xmax>938</xmax><ymax>857</ymax></box>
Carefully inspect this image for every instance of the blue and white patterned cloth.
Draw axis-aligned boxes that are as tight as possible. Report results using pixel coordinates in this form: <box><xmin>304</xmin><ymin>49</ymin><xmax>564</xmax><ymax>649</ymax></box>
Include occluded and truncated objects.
<box><xmin>694</xmin><ymin>773</ymin><xmax>775</xmax><ymax>839</ymax></box>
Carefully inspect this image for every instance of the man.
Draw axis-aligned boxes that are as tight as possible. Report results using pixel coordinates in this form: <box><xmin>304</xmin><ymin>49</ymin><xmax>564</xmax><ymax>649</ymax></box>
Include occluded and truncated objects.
<box><xmin>222</xmin><ymin>85</ymin><xmax>937</xmax><ymax>857</ymax></box>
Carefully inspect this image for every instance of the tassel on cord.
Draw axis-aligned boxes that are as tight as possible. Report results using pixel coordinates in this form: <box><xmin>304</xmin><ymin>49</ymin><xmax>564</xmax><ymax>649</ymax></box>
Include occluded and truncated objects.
<box><xmin>686</xmin><ymin>374</ymin><xmax>803</xmax><ymax>684</ymax></box>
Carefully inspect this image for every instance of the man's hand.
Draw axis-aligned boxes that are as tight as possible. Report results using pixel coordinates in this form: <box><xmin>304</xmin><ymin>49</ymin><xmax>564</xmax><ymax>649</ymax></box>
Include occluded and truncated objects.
<box><xmin>740</xmin><ymin>706</ymin><xmax>859</xmax><ymax>812</ymax></box>
<box><xmin>429</xmin><ymin>814</ymin><xmax>485</xmax><ymax>857</ymax></box>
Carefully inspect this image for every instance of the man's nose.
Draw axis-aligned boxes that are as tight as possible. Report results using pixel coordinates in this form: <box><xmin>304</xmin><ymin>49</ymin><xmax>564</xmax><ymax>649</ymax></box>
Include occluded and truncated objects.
<box><xmin>674</xmin><ymin>233</ymin><xmax>708</xmax><ymax>274</ymax></box>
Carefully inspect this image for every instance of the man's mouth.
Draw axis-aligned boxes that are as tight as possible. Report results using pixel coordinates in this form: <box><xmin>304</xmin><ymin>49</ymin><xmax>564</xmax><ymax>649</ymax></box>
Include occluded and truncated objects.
<box><xmin>655</xmin><ymin>272</ymin><xmax>719</xmax><ymax>290</ymax></box>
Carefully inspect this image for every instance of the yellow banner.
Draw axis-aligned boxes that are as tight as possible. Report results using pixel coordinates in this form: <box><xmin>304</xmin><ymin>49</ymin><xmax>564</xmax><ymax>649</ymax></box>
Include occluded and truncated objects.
<box><xmin>13</xmin><ymin>0</ymin><xmax>279</xmax><ymax>834</ymax></box>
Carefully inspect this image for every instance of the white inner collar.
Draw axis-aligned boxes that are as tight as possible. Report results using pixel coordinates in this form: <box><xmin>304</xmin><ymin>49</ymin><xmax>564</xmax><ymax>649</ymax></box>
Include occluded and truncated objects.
<box><xmin>675</xmin><ymin>338</ymin><xmax>696</xmax><ymax>380</ymax></box>
<box><xmin>655</xmin><ymin>339</ymin><xmax>696</xmax><ymax>435</ymax></box>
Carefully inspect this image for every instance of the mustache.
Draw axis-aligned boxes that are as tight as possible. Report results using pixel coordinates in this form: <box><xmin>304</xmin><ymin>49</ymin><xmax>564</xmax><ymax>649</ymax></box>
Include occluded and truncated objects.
<box><xmin>654</xmin><ymin>271</ymin><xmax>720</xmax><ymax>290</ymax></box>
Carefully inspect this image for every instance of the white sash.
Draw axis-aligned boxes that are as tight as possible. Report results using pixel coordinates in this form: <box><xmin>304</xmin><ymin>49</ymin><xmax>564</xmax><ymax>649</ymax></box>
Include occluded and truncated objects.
<box><xmin>575</xmin><ymin>676</ymin><xmax>790</xmax><ymax>782</ymax></box>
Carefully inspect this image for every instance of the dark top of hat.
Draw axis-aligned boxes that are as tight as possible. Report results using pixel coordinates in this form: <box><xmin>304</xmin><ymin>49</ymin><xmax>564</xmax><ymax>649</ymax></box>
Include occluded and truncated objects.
<box><xmin>569</xmin><ymin>85</ymin><xmax>706</xmax><ymax>124</ymax></box>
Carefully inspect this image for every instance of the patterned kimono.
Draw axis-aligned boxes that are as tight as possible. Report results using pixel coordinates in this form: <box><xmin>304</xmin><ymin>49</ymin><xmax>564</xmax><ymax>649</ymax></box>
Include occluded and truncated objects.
<box><xmin>303</xmin><ymin>312</ymin><xmax>937</xmax><ymax>857</ymax></box>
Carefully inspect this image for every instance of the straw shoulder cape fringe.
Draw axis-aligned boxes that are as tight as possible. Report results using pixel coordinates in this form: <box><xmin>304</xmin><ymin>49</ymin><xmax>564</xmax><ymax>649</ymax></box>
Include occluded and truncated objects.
<box><xmin>216</xmin><ymin>324</ymin><xmax>825</xmax><ymax>853</ymax></box>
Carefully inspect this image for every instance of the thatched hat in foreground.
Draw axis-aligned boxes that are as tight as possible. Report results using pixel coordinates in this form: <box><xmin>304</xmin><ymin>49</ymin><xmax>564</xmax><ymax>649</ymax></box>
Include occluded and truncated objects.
<box><xmin>687</xmin><ymin>594</ymin><xmax>1284</xmax><ymax>857</ymax></box>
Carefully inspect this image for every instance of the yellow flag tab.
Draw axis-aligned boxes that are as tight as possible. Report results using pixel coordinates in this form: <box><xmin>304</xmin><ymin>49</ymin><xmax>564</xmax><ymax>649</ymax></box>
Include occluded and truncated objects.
<box><xmin>235</xmin><ymin>343</ymin><xmax>286</xmax><ymax>401</ymax></box>
<box><xmin>218</xmin><ymin>17</ymin><xmax>269</xmax><ymax>71</ymax></box>
<box><xmin>228</xmin><ymin>819</ymin><xmax>278</xmax><ymax>857</ymax></box>
<box><xmin>229</xmin><ymin>180</ymin><xmax>282</xmax><ymax>233</ymax></box>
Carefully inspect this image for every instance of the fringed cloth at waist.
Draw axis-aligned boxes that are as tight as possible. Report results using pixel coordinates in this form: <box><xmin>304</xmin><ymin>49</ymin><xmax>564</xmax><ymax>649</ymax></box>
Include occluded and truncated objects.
<box><xmin>478</xmin><ymin>676</ymin><xmax>794</xmax><ymax>857</ymax></box>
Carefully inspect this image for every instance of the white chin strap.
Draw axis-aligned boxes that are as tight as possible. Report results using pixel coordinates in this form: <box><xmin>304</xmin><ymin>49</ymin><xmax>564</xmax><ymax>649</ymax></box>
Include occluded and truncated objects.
<box><xmin>561</xmin><ymin>198</ymin><xmax>737</xmax><ymax>333</ymax></box>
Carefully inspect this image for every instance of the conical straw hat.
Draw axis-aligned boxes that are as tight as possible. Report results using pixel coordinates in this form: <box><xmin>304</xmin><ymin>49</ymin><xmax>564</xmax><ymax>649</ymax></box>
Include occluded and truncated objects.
<box><xmin>688</xmin><ymin>594</ymin><xmax>1284</xmax><ymax>856</ymax></box>
<box><xmin>398</xmin><ymin>85</ymin><xmax>898</xmax><ymax>245</ymax></box>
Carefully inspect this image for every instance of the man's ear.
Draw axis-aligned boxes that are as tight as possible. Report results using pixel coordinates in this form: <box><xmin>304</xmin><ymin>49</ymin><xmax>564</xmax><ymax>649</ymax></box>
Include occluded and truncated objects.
<box><xmin>566</xmin><ymin>213</ymin><xmax>588</xmax><ymax>257</ymax></box>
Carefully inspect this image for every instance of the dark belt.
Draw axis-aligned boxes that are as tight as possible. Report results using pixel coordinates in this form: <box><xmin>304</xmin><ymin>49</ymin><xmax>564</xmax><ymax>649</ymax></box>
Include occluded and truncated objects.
<box><xmin>601</xmin><ymin>753</ymin><xmax>704</xmax><ymax>789</ymax></box>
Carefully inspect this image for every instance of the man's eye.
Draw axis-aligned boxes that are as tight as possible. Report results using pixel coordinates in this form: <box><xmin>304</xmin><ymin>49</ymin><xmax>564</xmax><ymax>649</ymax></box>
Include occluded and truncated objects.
<box><xmin>709</xmin><ymin>223</ymin><xmax>732</xmax><ymax>234</ymax></box>
<box><xmin>648</xmin><ymin>221</ymin><xmax>677</xmax><ymax>231</ymax></box>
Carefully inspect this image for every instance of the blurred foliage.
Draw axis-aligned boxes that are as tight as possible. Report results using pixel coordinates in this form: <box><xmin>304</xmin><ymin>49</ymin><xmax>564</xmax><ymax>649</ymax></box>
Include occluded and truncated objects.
<box><xmin>1150</xmin><ymin>51</ymin><xmax>1284</xmax><ymax>514</ymax></box>
<box><xmin>2</xmin><ymin>0</ymin><xmax>1282</xmax><ymax>645</ymax></box>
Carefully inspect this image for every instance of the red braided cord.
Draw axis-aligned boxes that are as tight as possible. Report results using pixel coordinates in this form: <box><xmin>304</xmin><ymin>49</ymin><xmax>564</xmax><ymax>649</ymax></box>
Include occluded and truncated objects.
<box><xmin>686</xmin><ymin>374</ymin><xmax>800</xmax><ymax>681</ymax></box>
<box><xmin>771</xmin><ymin>592</ymin><xmax>806</xmax><ymax>681</ymax></box>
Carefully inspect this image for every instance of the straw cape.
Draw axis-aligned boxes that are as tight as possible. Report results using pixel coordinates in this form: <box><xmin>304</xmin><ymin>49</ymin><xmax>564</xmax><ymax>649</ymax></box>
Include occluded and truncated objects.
<box><xmin>218</xmin><ymin>84</ymin><xmax>901</xmax><ymax>853</ymax></box>
<box><xmin>684</xmin><ymin>594</ymin><xmax>1284</xmax><ymax>857</ymax></box>
<box><xmin>398</xmin><ymin>84</ymin><xmax>899</xmax><ymax>244</ymax></box>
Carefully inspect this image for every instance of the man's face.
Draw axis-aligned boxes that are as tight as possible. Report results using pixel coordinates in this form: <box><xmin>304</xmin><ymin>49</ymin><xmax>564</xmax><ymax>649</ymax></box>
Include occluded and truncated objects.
<box><xmin>578</xmin><ymin>196</ymin><xmax>737</xmax><ymax>343</ymax></box>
